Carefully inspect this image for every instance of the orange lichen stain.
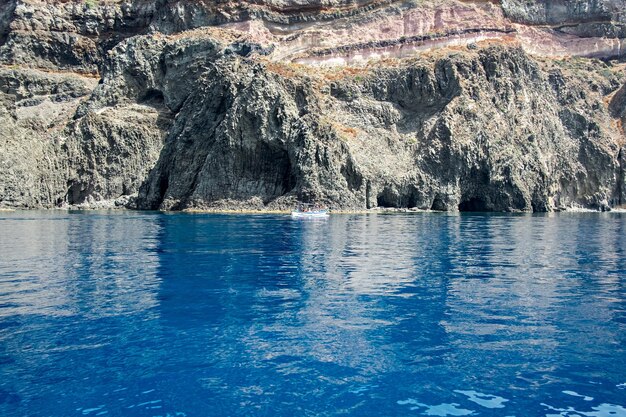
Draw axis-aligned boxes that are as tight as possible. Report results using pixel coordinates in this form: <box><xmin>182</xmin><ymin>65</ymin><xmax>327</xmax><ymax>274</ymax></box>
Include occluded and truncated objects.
<box><xmin>337</xmin><ymin>125</ymin><xmax>358</xmax><ymax>138</ymax></box>
<box><xmin>262</xmin><ymin>59</ymin><xmax>379</xmax><ymax>84</ymax></box>
<box><xmin>329</xmin><ymin>120</ymin><xmax>360</xmax><ymax>140</ymax></box>
<box><xmin>263</xmin><ymin>61</ymin><xmax>312</xmax><ymax>79</ymax></box>
<box><xmin>318</xmin><ymin>114</ymin><xmax>361</xmax><ymax>140</ymax></box>
<box><xmin>322</xmin><ymin>66</ymin><xmax>373</xmax><ymax>82</ymax></box>
<box><xmin>474</xmin><ymin>35</ymin><xmax>520</xmax><ymax>47</ymax></box>
<box><xmin>167</xmin><ymin>27</ymin><xmax>245</xmax><ymax>43</ymax></box>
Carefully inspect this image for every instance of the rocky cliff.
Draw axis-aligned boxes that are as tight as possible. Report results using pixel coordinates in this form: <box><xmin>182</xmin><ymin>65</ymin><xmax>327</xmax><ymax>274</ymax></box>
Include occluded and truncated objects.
<box><xmin>0</xmin><ymin>0</ymin><xmax>625</xmax><ymax>211</ymax></box>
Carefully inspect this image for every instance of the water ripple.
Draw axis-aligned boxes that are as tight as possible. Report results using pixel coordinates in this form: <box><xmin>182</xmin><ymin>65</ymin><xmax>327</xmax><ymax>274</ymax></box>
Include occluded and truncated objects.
<box><xmin>0</xmin><ymin>211</ymin><xmax>624</xmax><ymax>416</ymax></box>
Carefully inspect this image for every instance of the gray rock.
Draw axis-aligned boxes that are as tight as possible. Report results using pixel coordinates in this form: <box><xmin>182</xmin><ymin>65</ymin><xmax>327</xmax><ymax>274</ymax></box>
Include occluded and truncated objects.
<box><xmin>129</xmin><ymin>40</ymin><xmax>626</xmax><ymax>212</ymax></box>
<box><xmin>1</xmin><ymin>0</ymin><xmax>625</xmax><ymax>212</ymax></box>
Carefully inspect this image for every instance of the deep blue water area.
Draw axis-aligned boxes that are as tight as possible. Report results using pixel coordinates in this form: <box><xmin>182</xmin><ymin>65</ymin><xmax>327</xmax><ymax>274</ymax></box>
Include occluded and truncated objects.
<box><xmin>0</xmin><ymin>211</ymin><xmax>625</xmax><ymax>417</ymax></box>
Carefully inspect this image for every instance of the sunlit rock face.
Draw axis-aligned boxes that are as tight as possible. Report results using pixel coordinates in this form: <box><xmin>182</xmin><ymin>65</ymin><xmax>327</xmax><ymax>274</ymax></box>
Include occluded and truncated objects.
<box><xmin>2</xmin><ymin>0</ymin><xmax>625</xmax><ymax>69</ymax></box>
<box><xmin>0</xmin><ymin>0</ymin><xmax>625</xmax><ymax>211</ymax></box>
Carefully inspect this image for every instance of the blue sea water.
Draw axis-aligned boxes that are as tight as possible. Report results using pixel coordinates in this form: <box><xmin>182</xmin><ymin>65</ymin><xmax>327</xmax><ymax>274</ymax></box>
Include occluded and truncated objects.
<box><xmin>0</xmin><ymin>211</ymin><xmax>625</xmax><ymax>417</ymax></box>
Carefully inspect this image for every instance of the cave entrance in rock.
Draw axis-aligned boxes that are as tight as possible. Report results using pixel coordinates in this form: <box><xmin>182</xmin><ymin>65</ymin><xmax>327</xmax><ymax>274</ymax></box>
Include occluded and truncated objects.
<box><xmin>431</xmin><ymin>196</ymin><xmax>446</xmax><ymax>211</ymax></box>
<box><xmin>458</xmin><ymin>197</ymin><xmax>488</xmax><ymax>212</ymax></box>
<box><xmin>376</xmin><ymin>188</ymin><xmax>398</xmax><ymax>208</ymax></box>
<box><xmin>255</xmin><ymin>142</ymin><xmax>296</xmax><ymax>199</ymax></box>
<box><xmin>139</xmin><ymin>89</ymin><xmax>165</xmax><ymax>106</ymax></box>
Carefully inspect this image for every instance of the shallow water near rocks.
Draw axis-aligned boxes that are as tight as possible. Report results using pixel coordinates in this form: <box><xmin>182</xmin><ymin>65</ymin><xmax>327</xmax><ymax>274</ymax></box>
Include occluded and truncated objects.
<box><xmin>0</xmin><ymin>211</ymin><xmax>625</xmax><ymax>417</ymax></box>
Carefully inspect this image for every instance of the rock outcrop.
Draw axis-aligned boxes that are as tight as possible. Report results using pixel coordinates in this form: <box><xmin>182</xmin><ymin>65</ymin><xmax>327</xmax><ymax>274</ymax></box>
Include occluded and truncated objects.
<box><xmin>0</xmin><ymin>0</ymin><xmax>625</xmax><ymax>211</ymax></box>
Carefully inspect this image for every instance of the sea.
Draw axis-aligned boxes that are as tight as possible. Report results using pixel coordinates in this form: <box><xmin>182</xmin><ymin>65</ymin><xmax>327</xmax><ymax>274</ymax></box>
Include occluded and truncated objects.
<box><xmin>0</xmin><ymin>211</ymin><xmax>624</xmax><ymax>417</ymax></box>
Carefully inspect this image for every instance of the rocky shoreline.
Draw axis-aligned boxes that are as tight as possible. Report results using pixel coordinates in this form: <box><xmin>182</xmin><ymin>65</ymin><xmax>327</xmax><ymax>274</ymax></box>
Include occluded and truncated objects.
<box><xmin>6</xmin><ymin>203</ymin><xmax>623</xmax><ymax>215</ymax></box>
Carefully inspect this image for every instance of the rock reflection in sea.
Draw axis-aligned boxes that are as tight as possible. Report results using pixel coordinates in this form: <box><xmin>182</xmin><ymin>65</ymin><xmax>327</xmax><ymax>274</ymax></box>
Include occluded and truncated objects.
<box><xmin>0</xmin><ymin>211</ymin><xmax>624</xmax><ymax>417</ymax></box>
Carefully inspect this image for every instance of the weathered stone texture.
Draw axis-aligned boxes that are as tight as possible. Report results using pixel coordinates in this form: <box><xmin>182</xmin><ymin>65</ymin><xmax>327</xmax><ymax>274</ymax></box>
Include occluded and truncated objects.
<box><xmin>0</xmin><ymin>0</ymin><xmax>625</xmax><ymax>211</ymax></box>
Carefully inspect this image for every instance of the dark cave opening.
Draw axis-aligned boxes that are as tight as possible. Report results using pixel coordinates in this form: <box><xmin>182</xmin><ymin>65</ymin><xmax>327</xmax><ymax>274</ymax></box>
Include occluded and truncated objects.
<box><xmin>255</xmin><ymin>143</ymin><xmax>296</xmax><ymax>198</ymax></box>
<box><xmin>458</xmin><ymin>197</ymin><xmax>488</xmax><ymax>212</ymax></box>
<box><xmin>405</xmin><ymin>192</ymin><xmax>418</xmax><ymax>209</ymax></box>
<box><xmin>431</xmin><ymin>196</ymin><xmax>446</xmax><ymax>211</ymax></box>
<box><xmin>279</xmin><ymin>156</ymin><xmax>297</xmax><ymax>196</ymax></box>
<box><xmin>376</xmin><ymin>187</ymin><xmax>421</xmax><ymax>209</ymax></box>
<box><xmin>377</xmin><ymin>188</ymin><xmax>398</xmax><ymax>208</ymax></box>
<box><xmin>66</xmin><ymin>181</ymin><xmax>93</xmax><ymax>205</ymax></box>
<box><xmin>139</xmin><ymin>89</ymin><xmax>165</xmax><ymax>106</ymax></box>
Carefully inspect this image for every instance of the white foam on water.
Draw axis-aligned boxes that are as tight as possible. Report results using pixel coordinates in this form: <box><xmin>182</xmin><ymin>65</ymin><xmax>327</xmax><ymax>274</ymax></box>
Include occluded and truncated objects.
<box><xmin>562</xmin><ymin>391</ymin><xmax>594</xmax><ymax>401</ymax></box>
<box><xmin>542</xmin><ymin>402</ymin><xmax>626</xmax><ymax>417</ymax></box>
<box><xmin>454</xmin><ymin>390</ymin><xmax>509</xmax><ymax>408</ymax></box>
<box><xmin>580</xmin><ymin>403</ymin><xmax>626</xmax><ymax>417</ymax></box>
<box><xmin>349</xmin><ymin>384</ymin><xmax>377</xmax><ymax>394</ymax></box>
<box><xmin>617</xmin><ymin>383</ymin><xmax>626</xmax><ymax>389</ymax></box>
<box><xmin>421</xmin><ymin>403</ymin><xmax>475</xmax><ymax>416</ymax></box>
<box><xmin>136</xmin><ymin>400</ymin><xmax>162</xmax><ymax>407</ymax></box>
<box><xmin>81</xmin><ymin>405</ymin><xmax>105</xmax><ymax>415</ymax></box>
<box><xmin>397</xmin><ymin>398</ymin><xmax>422</xmax><ymax>406</ymax></box>
<box><xmin>541</xmin><ymin>402</ymin><xmax>580</xmax><ymax>416</ymax></box>
<box><xmin>397</xmin><ymin>399</ymin><xmax>474</xmax><ymax>416</ymax></box>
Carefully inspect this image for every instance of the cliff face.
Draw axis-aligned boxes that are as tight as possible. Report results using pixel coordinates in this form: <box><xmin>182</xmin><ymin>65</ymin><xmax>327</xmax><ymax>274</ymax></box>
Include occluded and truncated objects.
<box><xmin>0</xmin><ymin>0</ymin><xmax>625</xmax><ymax>211</ymax></box>
<box><xmin>132</xmin><ymin>42</ymin><xmax>624</xmax><ymax>211</ymax></box>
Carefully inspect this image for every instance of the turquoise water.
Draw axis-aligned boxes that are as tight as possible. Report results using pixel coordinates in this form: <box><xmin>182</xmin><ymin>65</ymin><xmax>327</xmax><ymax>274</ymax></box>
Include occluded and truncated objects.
<box><xmin>0</xmin><ymin>211</ymin><xmax>625</xmax><ymax>417</ymax></box>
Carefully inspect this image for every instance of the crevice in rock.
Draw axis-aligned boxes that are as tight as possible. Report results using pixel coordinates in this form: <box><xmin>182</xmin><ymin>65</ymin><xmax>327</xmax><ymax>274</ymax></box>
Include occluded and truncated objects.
<box><xmin>616</xmin><ymin>147</ymin><xmax>624</xmax><ymax>207</ymax></box>
<box><xmin>158</xmin><ymin>173</ymin><xmax>169</xmax><ymax>204</ymax></box>
<box><xmin>340</xmin><ymin>157</ymin><xmax>362</xmax><ymax>191</ymax></box>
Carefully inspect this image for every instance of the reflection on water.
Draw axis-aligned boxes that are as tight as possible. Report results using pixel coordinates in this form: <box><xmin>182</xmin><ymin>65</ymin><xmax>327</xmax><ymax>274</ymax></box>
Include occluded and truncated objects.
<box><xmin>0</xmin><ymin>211</ymin><xmax>624</xmax><ymax>417</ymax></box>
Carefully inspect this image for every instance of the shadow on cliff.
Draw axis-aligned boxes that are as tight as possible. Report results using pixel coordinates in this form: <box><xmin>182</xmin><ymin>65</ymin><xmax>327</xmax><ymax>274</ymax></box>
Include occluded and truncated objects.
<box><xmin>0</xmin><ymin>0</ymin><xmax>16</xmax><ymax>48</ymax></box>
<box><xmin>136</xmin><ymin>59</ymin><xmax>301</xmax><ymax>210</ymax></box>
<box><xmin>609</xmin><ymin>82</ymin><xmax>626</xmax><ymax>206</ymax></box>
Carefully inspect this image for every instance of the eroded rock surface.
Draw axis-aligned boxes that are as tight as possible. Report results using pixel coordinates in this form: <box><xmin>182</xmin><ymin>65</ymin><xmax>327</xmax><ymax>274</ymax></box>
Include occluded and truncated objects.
<box><xmin>0</xmin><ymin>0</ymin><xmax>625</xmax><ymax>211</ymax></box>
